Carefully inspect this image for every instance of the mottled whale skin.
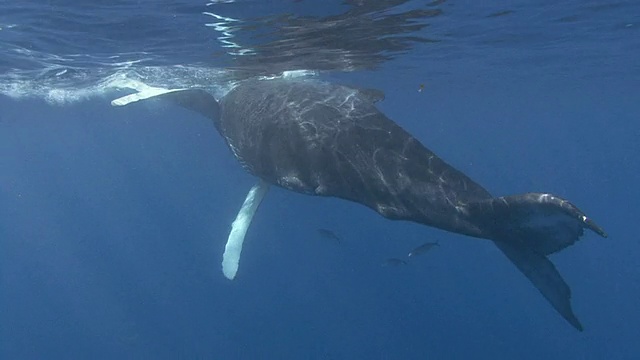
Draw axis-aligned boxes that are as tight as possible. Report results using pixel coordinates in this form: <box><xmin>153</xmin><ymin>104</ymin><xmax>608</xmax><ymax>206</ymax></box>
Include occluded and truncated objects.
<box><xmin>163</xmin><ymin>77</ymin><xmax>606</xmax><ymax>331</ymax></box>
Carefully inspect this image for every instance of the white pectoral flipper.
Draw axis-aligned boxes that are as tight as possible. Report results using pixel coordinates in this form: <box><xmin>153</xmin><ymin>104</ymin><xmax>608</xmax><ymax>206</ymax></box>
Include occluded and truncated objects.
<box><xmin>110</xmin><ymin>81</ymin><xmax>187</xmax><ymax>106</ymax></box>
<box><xmin>111</xmin><ymin>82</ymin><xmax>238</xmax><ymax>279</ymax></box>
<box><xmin>222</xmin><ymin>181</ymin><xmax>270</xmax><ymax>280</ymax></box>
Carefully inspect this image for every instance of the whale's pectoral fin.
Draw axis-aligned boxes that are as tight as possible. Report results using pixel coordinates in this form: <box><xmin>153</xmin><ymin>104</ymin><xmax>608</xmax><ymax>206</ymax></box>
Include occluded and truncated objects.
<box><xmin>493</xmin><ymin>240</ymin><xmax>584</xmax><ymax>331</ymax></box>
<box><xmin>154</xmin><ymin>89</ymin><xmax>221</xmax><ymax>121</ymax></box>
<box><xmin>111</xmin><ymin>86</ymin><xmax>220</xmax><ymax>121</ymax></box>
<box><xmin>222</xmin><ymin>180</ymin><xmax>270</xmax><ymax>280</ymax></box>
<box><xmin>111</xmin><ymin>84</ymin><xmax>187</xmax><ymax>107</ymax></box>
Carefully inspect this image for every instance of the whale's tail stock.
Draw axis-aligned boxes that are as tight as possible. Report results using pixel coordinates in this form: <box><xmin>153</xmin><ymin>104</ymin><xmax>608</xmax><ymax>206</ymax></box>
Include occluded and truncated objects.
<box><xmin>465</xmin><ymin>193</ymin><xmax>607</xmax><ymax>331</ymax></box>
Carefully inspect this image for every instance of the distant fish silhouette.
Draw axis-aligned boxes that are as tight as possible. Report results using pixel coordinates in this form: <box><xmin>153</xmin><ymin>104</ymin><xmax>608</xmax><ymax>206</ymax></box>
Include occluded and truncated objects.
<box><xmin>317</xmin><ymin>228</ymin><xmax>341</xmax><ymax>243</ymax></box>
<box><xmin>408</xmin><ymin>241</ymin><xmax>440</xmax><ymax>257</ymax></box>
<box><xmin>382</xmin><ymin>258</ymin><xmax>408</xmax><ymax>267</ymax></box>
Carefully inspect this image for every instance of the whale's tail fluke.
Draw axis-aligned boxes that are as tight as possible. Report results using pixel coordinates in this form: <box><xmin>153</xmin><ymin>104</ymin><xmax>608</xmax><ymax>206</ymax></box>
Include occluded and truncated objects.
<box><xmin>493</xmin><ymin>240</ymin><xmax>585</xmax><ymax>330</ymax></box>
<box><xmin>466</xmin><ymin>193</ymin><xmax>606</xmax><ymax>331</ymax></box>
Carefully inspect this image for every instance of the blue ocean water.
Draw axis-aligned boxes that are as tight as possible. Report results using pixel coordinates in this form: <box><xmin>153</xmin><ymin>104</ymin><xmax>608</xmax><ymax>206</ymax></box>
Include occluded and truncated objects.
<box><xmin>1</xmin><ymin>0</ymin><xmax>639</xmax><ymax>359</ymax></box>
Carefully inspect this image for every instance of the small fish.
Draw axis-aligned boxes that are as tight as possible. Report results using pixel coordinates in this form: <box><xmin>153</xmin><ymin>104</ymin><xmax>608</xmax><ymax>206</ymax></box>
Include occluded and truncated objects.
<box><xmin>408</xmin><ymin>241</ymin><xmax>439</xmax><ymax>257</ymax></box>
<box><xmin>382</xmin><ymin>258</ymin><xmax>408</xmax><ymax>267</ymax></box>
<box><xmin>317</xmin><ymin>228</ymin><xmax>341</xmax><ymax>243</ymax></box>
<box><xmin>486</xmin><ymin>10</ymin><xmax>513</xmax><ymax>18</ymax></box>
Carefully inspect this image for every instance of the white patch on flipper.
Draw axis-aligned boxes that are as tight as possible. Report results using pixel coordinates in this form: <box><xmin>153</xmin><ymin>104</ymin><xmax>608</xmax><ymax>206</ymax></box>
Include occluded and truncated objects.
<box><xmin>222</xmin><ymin>180</ymin><xmax>270</xmax><ymax>280</ymax></box>
<box><xmin>110</xmin><ymin>81</ymin><xmax>186</xmax><ymax>106</ymax></box>
<box><xmin>111</xmin><ymin>87</ymin><xmax>186</xmax><ymax>106</ymax></box>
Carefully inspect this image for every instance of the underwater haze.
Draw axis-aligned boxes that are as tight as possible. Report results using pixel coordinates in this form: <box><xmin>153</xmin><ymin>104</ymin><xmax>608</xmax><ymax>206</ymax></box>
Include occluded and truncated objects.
<box><xmin>1</xmin><ymin>0</ymin><xmax>639</xmax><ymax>359</ymax></box>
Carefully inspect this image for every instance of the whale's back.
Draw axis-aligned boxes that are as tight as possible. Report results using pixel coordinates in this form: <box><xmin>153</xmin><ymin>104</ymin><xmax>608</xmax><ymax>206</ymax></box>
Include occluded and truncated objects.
<box><xmin>217</xmin><ymin>78</ymin><xmax>491</xmax><ymax>228</ymax></box>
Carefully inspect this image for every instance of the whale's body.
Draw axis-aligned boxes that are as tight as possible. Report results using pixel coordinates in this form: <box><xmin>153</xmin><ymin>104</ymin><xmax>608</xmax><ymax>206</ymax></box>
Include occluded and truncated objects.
<box><xmin>125</xmin><ymin>77</ymin><xmax>606</xmax><ymax>331</ymax></box>
<box><xmin>218</xmin><ymin>79</ymin><xmax>492</xmax><ymax>237</ymax></box>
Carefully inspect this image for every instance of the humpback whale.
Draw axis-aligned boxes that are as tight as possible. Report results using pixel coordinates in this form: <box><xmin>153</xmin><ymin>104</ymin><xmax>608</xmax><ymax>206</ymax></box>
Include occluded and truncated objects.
<box><xmin>113</xmin><ymin>76</ymin><xmax>606</xmax><ymax>331</ymax></box>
